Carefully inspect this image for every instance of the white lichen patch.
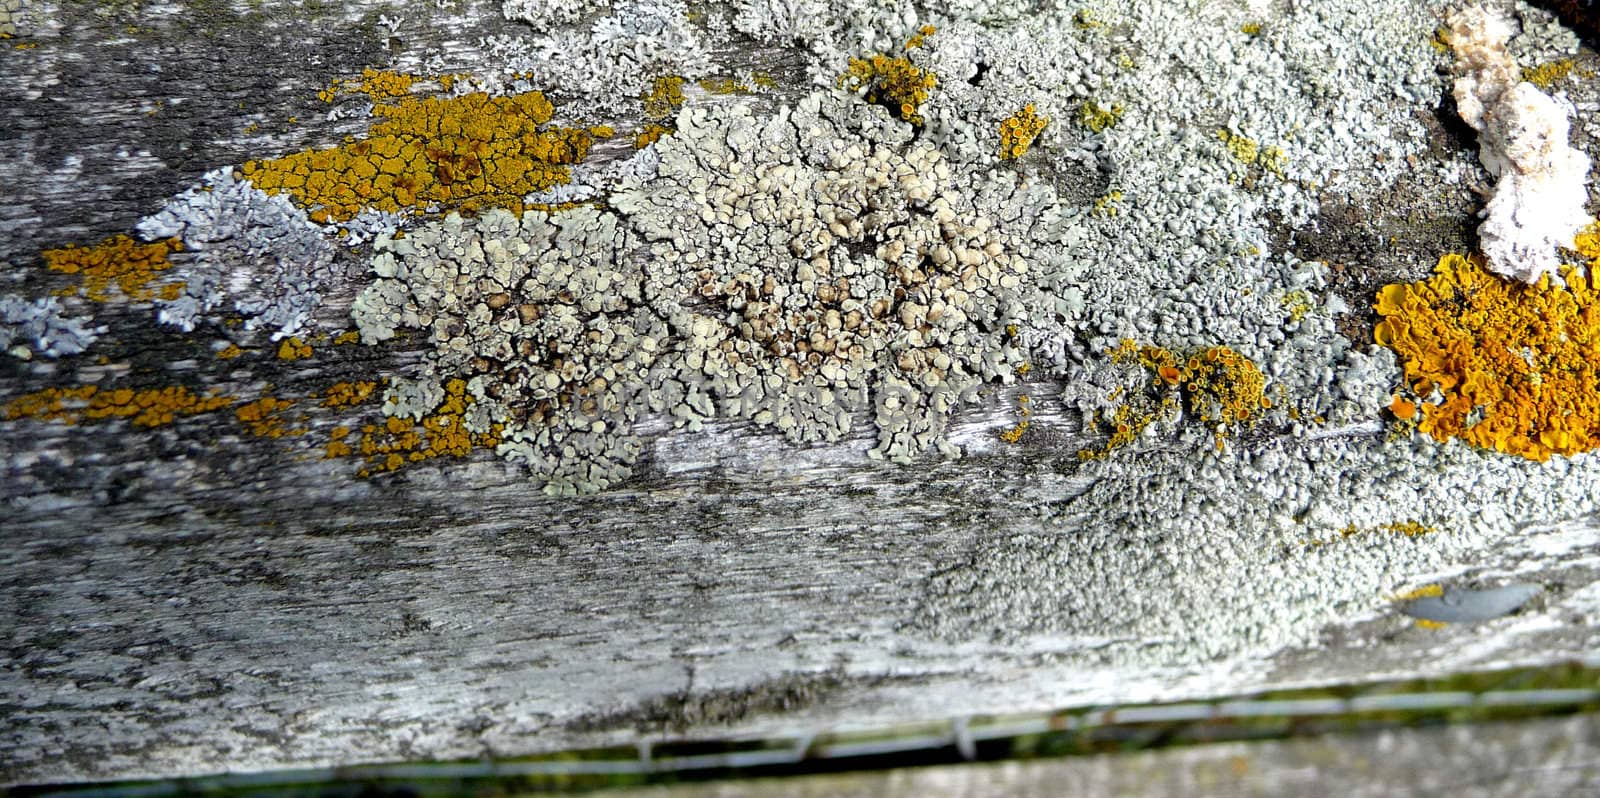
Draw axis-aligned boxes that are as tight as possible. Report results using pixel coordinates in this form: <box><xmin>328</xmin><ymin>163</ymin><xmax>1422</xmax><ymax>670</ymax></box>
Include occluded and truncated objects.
<box><xmin>1446</xmin><ymin>3</ymin><xmax>1594</xmax><ymax>283</ymax></box>
<box><xmin>617</xmin><ymin>93</ymin><xmax>1042</xmax><ymax>462</ymax></box>
<box><xmin>137</xmin><ymin>168</ymin><xmax>344</xmax><ymax>338</ymax></box>
<box><xmin>481</xmin><ymin>0</ymin><xmax>713</xmax><ymax>117</ymax></box>
<box><xmin>0</xmin><ymin>294</ymin><xmax>102</xmax><ymax>360</ymax></box>
<box><xmin>501</xmin><ymin>0</ymin><xmax>611</xmax><ymax>31</ymax></box>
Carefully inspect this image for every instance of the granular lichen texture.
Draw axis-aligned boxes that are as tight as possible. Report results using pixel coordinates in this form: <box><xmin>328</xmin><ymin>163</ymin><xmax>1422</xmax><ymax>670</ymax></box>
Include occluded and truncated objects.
<box><xmin>240</xmin><ymin>91</ymin><xmax>591</xmax><ymax>223</ymax></box>
<box><xmin>1375</xmin><ymin>251</ymin><xmax>1600</xmax><ymax>461</ymax></box>
<box><xmin>42</xmin><ymin>234</ymin><xmax>183</xmax><ymax>302</ymax></box>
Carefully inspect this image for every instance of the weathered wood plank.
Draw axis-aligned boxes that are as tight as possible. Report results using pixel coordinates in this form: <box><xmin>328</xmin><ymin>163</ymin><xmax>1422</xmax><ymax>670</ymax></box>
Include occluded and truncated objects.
<box><xmin>4</xmin><ymin>0</ymin><xmax>1600</xmax><ymax>787</ymax></box>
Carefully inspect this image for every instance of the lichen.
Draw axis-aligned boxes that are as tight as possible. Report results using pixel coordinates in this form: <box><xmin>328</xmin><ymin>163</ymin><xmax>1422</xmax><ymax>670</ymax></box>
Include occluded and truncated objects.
<box><xmin>1</xmin><ymin>294</ymin><xmax>102</xmax><ymax>359</ymax></box>
<box><xmin>642</xmin><ymin>75</ymin><xmax>687</xmax><ymax>120</ymax></box>
<box><xmin>1520</xmin><ymin>57</ymin><xmax>1580</xmax><ymax>88</ymax></box>
<box><xmin>235</xmin><ymin>395</ymin><xmax>300</xmax><ymax>438</ymax></box>
<box><xmin>137</xmin><ymin>167</ymin><xmax>340</xmax><ymax>336</ymax></box>
<box><xmin>1076</xmin><ymin>99</ymin><xmax>1122</xmax><ymax>133</ymax></box>
<box><xmin>276</xmin><ymin>336</ymin><xmax>313</xmax><ymax>360</ymax></box>
<box><xmin>347</xmin><ymin>379</ymin><xmax>502</xmax><ymax>477</ymax></box>
<box><xmin>4</xmin><ymin>384</ymin><xmax>233</xmax><ymax>428</ymax></box>
<box><xmin>240</xmin><ymin>91</ymin><xmax>589</xmax><ymax>223</ymax></box>
<box><xmin>1374</xmin><ymin>250</ymin><xmax>1600</xmax><ymax>461</ymax></box>
<box><xmin>998</xmin><ymin>104</ymin><xmax>1048</xmax><ymax>160</ymax></box>
<box><xmin>1216</xmin><ymin>128</ymin><xmax>1286</xmax><ymax>177</ymax></box>
<box><xmin>42</xmin><ymin>234</ymin><xmax>183</xmax><ymax>302</ymax></box>
<box><xmin>837</xmin><ymin>46</ymin><xmax>939</xmax><ymax>125</ymax></box>
<box><xmin>1080</xmin><ymin>340</ymin><xmax>1269</xmax><ymax>458</ymax></box>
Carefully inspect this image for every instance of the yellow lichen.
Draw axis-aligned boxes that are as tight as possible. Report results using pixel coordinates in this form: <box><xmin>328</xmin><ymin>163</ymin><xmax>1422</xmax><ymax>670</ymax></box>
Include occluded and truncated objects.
<box><xmin>1077</xmin><ymin>100</ymin><xmax>1122</xmax><ymax>133</ymax></box>
<box><xmin>42</xmin><ymin>234</ymin><xmax>183</xmax><ymax>302</ymax></box>
<box><xmin>636</xmin><ymin>124</ymin><xmax>673</xmax><ymax>149</ymax></box>
<box><xmin>1092</xmin><ymin>189</ymin><xmax>1124</xmax><ymax>218</ymax></box>
<box><xmin>1080</xmin><ymin>340</ymin><xmax>1269</xmax><ymax>458</ymax></box>
<box><xmin>240</xmin><ymin>90</ymin><xmax>590</xmax><ymax>222</ymax></box>
<box><xmin>1521</xmin><ymin>58</ymin><xmax>1582</xmax><ymax>89</ymax></box>
<box><xmin>333</xmin><ymin>330</ymin><xmax>361</xmax><ymax>345</ymax></box>
<box><xmin>217</xmin><ymin>344</ymin><xmax>244</xmax><ymax>360</ymax></box>
<box><xmin>1340</xmin><ymin>520</ymin><xmax>1436</xmax><ymax>539</ymax></box>
<box><xmin>319</xmin><ymin>380</ymin><xmax>379</xmax><ymax>408</ymax></box>
<box><xmin>1241</xmin><ymin>22</ymin><xmax>1262</xmax><ymax>35</ymax></box>
<box><xmin>1217</xmin><ymin>128</ymin><xmax>1287</xmax><ymax>177</ymax></box>
<box><xmin>276</xmin><ymin>337</ymin><xmax>313</xmax><ymax>361</ymax></box>
<box><xmin>904</xmin><ymin>24</ymin><xmax>937</xmax><ymax>50</ymax></box>
<box><xmin>348</xmin><ymin>378</ymin><xmax>501</xmax><ymax>475</ymax></box>
<box><xmin>1374</xmin><ymin>249</ymin><xmax>1600</xmax><ymax>461</ymax></box>
<box><xmin>998</xmin><ymin>104</ymin><xmax>1049</xmax><ymax>160</ymax></box>
<box><xmin>1393</xmin><ymin>583</ymin><xmax>1444</xmax><ymax>601</ymax></box>
<box><xmin>235</xmin><ymin>395</ymin><xmax>299</xmax><ymax>438</ymax></box>
<box><xmin>1281</xmin><ymin>289</ymin><xmax>1314</xmax><ymax>322</ymax></box>
<box><xmin>4</xmin><ymin>384</ymin><xmax>233</xmax><ymax>428</ymax></box>
<box><xmin>325</xmin><ymin>425</ymin><xmax>353</xmax><ymax>458</ymax></box>
<box><xmin>642</xmin><ymin>76</ymin><xmax>686</xmax><ymax>121</ymax></box>
<box><xmin>999</xmin><ymin>393</ymin><xmax>1033</xmax><ymax>444</ymax></box>
<box><xmin>697</xmin><ymin>77</ymin><xmax>750</xmax><ymax>94</ymax></box>
<box><xmin>837</xmin><ymin>47</ymin><xmax>938</xmax><ymax>125</ymax></box>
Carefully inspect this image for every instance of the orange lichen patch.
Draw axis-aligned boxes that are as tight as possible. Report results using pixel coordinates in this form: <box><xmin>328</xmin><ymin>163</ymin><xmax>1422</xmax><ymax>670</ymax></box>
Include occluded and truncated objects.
<box><xmin>240</xmin><ymin>90</ymin><xmax>590</xmax><ymax>222</ymax></box>
<box><xmin>217</xmin><ymin>344</ymin><xmax>244</xmax><ymax>360</ymax></box>
<box><xmin>319</xmin><ymin>380</ymin><xmax>379</xmax><ymax>408</ymax></box>
<box><xmin>837</xmin><ymin>47</ymin><xmax>938</xmax><ymax>125</ymax></box>
<box><xmin>333</xmin><ymin>331</ymin><xmax>362</xmax><ymax>345</ymax></box>
<box><xmin>1081</xmin><ymin>340</ymin><xmax>1269</xmax><ymax>458</ymax></box>
<box><xmin>588</xmin><ymin>124</ymin><xmax>615</xmax><ymax>139</ymax></box>
<box><xmin>320</xmin><ymin>68</ymin><xmax>419</xmax><ymax>103</ymax></box>
<box><xmin>325</xmin><ymin>425</ymin><xmax>354</xmax><ymax>459</ymax></box>
<box><xmin>642</xmin><ymin>76</ymin><xmax>686</xmax><ymax>120</ymax></box>
<box><xmin>1389</xmin><ymin>394</ymin><xmax>1417</xmax><ymax>420</ymax></box>
<box><xmin>999</xmin><ymin>393</ymin><xmax>1033</xmax><ymax>443</ymax></box>
<box><xmin>636</xmin><ymin>124</ymin><xmax>672</xmax><ymax>149</ymax></box>
<box><xmin>904</xmin><ymin>25</ymin><xmax>936</xmax><ymax>50</ymax></box>
<box><xmin>998</xmin><ymin>104</ymin><xmax>1049</xmax><ymax>160</ymax></box>
<box><xmin>1374</xmin><ymin>252</ymin><xmax>1600</xmax><ymax>461</ymax></box>
<box><xmin>235</xmin><ymin>395</ymin><xmax>299</xmax><ymax>438</ymax></box>
<box><xmin>277</xmin><ymin>337</ymin><xmax>313</xmax><ymax>360</ymax></box>
<box><xmin>5</xmin><ymin>384</ymin><xmax>234</xmax><ymax>427</ymax></box>
<box><xmin>358</xmin><ymin>67</ymin><xmax>416</xmax><ymax>100</ymax></box>
<box><xmin>348</xmin><ymin>379</ymin><xmax>501</xmax><ymax>476</ymax></box>
<box><xmin>1180</xmin><ymin>345</ymin><xmax>1270</xmax><ymax>430</ymax></box>
<box><xmin>42</xmin><ymin>234</ymin><xmax>183</xmax><ymax>302</ymax></box>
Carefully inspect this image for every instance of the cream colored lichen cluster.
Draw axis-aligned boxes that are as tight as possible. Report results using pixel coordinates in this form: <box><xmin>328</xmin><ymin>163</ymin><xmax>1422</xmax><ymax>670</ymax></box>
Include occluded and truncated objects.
<box><xmin>1446</xmin><ymin>3</ymin><xmax>1594</xmax><ymax>283</ymax></box>
<box><xmin>354</xmin><ymin>207</ymin><xmax>667</xmax><ymax>494</ymax></box>
<box><xmin>352</xmin><ymin>91</ymin><xmax>1043</xmax><ymax>490</ymax></box>
<box><xmin>617</xmin><ymin>93</ymin><xmax>1033</xmax><ymax>461</ymax></box>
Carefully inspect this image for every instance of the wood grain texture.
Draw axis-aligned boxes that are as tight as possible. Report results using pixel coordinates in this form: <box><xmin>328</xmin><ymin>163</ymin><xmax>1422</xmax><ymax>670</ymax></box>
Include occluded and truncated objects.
<box><xmin>4</xmin><ymin>0</ymin><xmax>1600</xmax><ymax>787</ymax></box>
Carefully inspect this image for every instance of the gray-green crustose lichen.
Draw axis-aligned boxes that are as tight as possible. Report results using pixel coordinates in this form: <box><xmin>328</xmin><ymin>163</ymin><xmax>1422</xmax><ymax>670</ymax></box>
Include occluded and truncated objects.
<box><xmin>354</xmin><ymin>206</ymin><xmax>664</xmax><ymax>495</ymax></box>
<box><xmin>616</xmin><ymin>92</ymin><xmax>1035</xmax><ymax>461</ymax></box>
<box><xmin>352</xmin><ymin>90</ymin><xmax>1052</xmax><ymax>491</ymax></box>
